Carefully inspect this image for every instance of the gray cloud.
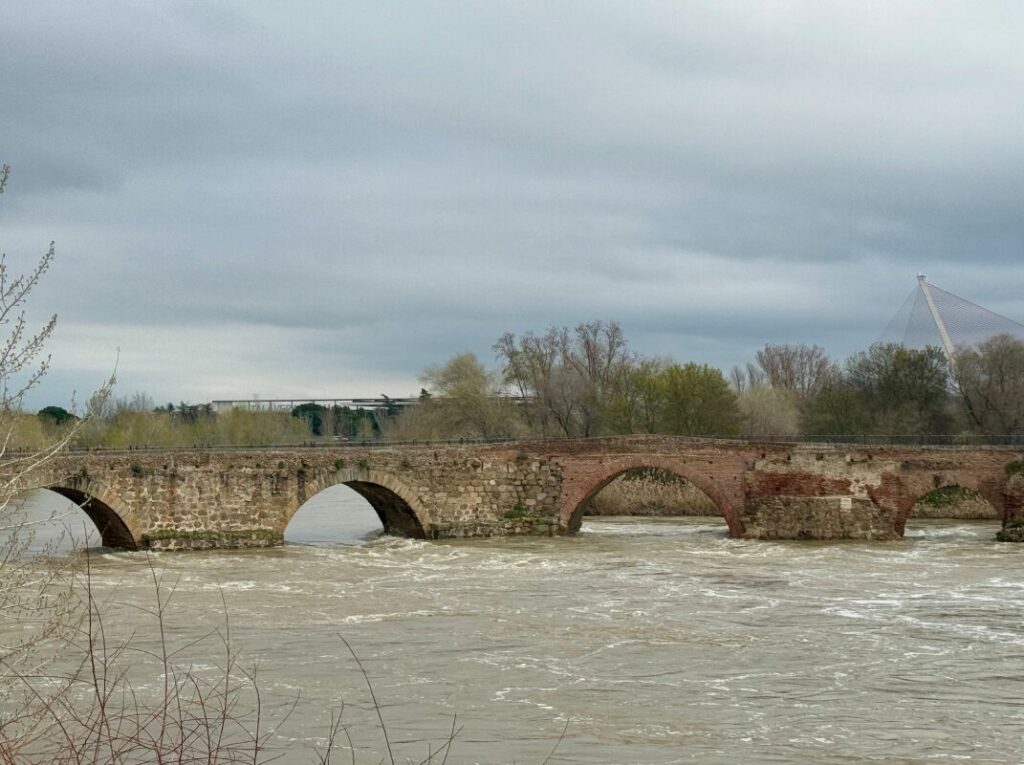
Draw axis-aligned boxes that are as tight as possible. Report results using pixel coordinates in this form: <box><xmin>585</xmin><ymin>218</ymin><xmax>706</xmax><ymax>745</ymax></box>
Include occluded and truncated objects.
<box><xmin>2</xmin><ymin>0</ymin><xmax>1022</xmax><ymax>405</ymax></box>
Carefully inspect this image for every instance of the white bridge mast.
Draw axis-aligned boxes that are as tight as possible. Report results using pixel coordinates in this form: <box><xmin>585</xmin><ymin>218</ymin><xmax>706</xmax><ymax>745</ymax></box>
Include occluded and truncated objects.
<box><xmin>917</xmin><ymin>273</ymin><xmax>956</xmax><ymax>362</ymax></box>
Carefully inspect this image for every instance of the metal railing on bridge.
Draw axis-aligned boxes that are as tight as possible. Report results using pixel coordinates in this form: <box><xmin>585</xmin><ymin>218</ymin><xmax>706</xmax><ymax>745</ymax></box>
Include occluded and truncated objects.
<box><xmin>4</xmin><ymin>432</ymin><xmax>1023</xmax><ymax>458</ymax></box>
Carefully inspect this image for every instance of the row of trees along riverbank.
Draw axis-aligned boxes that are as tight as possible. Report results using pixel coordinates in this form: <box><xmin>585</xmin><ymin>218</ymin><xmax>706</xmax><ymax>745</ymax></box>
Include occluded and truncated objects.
<box><xmin>12</xmin><ymin>320</ymin><xmax>1024</xmax><ymax>450</ymax></box>
<box><xmin>387</xmin><ymin>321</ymin><xmax>1024</xmax><ymax>442</ymax></box>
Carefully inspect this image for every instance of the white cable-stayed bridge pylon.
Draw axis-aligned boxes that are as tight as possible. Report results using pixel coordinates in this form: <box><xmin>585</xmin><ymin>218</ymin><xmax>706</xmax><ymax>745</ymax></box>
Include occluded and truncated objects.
<box><xmin>880</xmin><ymin>274</ymin><xmax>1024</xmax><ymax>361</ymax></box>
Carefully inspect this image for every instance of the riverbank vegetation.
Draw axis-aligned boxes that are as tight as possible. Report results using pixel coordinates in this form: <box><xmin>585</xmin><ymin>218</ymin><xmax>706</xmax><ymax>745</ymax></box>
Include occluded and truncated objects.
<box><xmin>14</xmin><ymin>321</ymin><xmax>1024</xmax><ymax>449</ymax></box>
<box><xmin>385</xmin><ymin>321</ymin><xmax>1024</xmax><ymax>442</ymax></box>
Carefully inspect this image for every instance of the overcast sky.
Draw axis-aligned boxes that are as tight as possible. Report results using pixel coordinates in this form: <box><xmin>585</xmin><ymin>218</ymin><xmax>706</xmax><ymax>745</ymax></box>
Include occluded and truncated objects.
<box><xmin>2</xmin><ymin>1</ymin><xmax>1023</xmax><ymax>407</ymax></box>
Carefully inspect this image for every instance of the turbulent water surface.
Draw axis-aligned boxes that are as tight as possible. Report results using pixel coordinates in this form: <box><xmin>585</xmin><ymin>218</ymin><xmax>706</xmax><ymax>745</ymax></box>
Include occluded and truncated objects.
<box><xmin>10</xmin><ymin>489</ymin><xmax>1024</xmax><ymax>764</ymax></box>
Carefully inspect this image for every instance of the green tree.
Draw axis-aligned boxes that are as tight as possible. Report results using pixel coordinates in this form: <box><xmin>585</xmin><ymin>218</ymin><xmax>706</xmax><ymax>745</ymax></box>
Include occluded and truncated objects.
<box><xmin>654</xmin><ymin>363</ymin><xmax>740</xmax><ymax>436</ymax></box>
<box><xmin>172</xmin><ymin>401</ymin><xmax>213</xmax><ymax>425</ymax></box>
<box><xmin>330</xmin><ymin>405</ymin><xmax>379</xmax><ymax>439</ymax></box>
<box><xmin>291</xmin><ymin>402</ymin><xmax>327</xmax><ymax>436</ymax></box>
<box><xmin>804</xmin><ymin>344</ymin><xmax>952</xmax><ymax>436</ymax></box>
<box><xmin>602</xmin><ymin>357</ymin><xmax>669</xmax><ymax>434</ymax></box>
<box><xmin>846</xmin><ymin>344</ymin><xmax>952</xmax><ymax>434</ymax></box>
<box><xmin>37</xmin><ymin>405</ymin><xmax>77</xmax><ymax>427</ymax></box>
<box><xmin>802</xmin><ymin>380</ymin><xmax>873</xmax><ymax>436</ymax></box>
<box><xmin>387</xmin><ymin>353</ymin><xmax>523</xmax><ymax>440</ymax></box>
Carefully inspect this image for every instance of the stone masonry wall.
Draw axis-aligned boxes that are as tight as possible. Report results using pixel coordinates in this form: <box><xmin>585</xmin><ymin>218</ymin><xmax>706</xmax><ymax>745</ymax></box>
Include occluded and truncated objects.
<box><xmin>744</xmin><ymin>446</ymin><xmax>1019</xmax><ymax>539</ymax></box>
<box><xmin>583</xmin><ymin>471</ymin><xmax>718</xmax><ymax>516</ymax></box>
<box><xmin>9</xmin><ymin>436</ymin><xmax>1021</xmax><ymax>549</ymax></box>
<box><xmin>39</xmin><ymin>445</ymin><xmax>564</xmax><ymax>550</ymax></box>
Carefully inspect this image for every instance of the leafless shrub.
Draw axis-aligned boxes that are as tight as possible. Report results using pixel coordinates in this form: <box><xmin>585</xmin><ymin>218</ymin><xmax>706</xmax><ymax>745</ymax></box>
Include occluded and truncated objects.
<box><xmin>737</xmin><ymin>385</ymin><xmax>801</xmax><ymax>438</ymax></box>
<box><xmin>0</xmin><ymin>552</ymin><xmax>484</xmax><ymax>765</ymax></box>
<box><xmin>728</xmin><ymin>362</ymin><xmax>764</xmax><ymax>394</ymax></box>
<box><xmin>1</xmin><ymin>555</ymin><xmax>288</xmax><ymax>764</ymax></box>
<box><xmin>495</xmin><ymin>320</ymin><xmax>634</xmax><ymax>437</ymax></box>
<box><xmin>753</xmin><ymin>343</ymin><xmax>833</xmax><ymax>400</ymax></box>
<box><xmin>1</xmin><ymin>162</ymin><xmax>114</xmax><ymax>695</ymax></box>
<box><xmin>954</xmin><ymin>334</ymin><xmax>1024</xmax><ymax>435</ymax></box>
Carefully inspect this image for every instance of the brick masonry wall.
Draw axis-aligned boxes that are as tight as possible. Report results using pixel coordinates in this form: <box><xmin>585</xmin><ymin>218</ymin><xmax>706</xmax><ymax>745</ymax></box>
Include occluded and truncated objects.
<box><xmin>13</xmin><ymin>437</ymin><xmax>1021</xmax><ymax>549</ymax></box>
<box><xmin>744</xmin><ymin>446</ymin><xmax>1019</xmax><ymax>538</ymax></box>
<box><xmin>585</xmin><ymin>470</ymin><xmax>1001</xmax><ymax>521</ymax></box>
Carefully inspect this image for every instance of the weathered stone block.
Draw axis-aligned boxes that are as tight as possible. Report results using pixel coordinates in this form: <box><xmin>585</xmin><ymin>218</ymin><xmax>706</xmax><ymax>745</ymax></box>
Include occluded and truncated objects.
<box><xmin>742</xmin><ymin>496</ymin><xmax>898</xmax><ymax>540</ymax></box>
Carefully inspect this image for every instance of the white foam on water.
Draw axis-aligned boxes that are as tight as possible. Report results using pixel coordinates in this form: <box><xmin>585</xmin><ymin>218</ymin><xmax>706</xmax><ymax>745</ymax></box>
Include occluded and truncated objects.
<box><xmin>339</xmin><ymin>609</ymin><xmax>440</xmax><ymax>624</ymax></box>
<box><xmin>10</xmin><ymin>508</ymin><xmax>1024</xmax><ymax>764</ymax></box>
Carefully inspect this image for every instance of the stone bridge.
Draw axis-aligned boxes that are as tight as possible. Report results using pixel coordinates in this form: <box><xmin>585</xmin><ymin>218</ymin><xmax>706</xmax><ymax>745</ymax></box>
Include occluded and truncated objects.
<box><xmin>17</xmin><ymin>436</ymin><xmax>1024</xmax><ymax>550</ymax></box>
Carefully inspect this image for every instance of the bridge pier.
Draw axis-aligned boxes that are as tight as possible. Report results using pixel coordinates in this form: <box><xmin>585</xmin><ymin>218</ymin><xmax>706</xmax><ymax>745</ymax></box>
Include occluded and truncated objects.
<box><xmin>1004</xmin><ymin>472</ymin><xmax>1024</xmax><ymax>525</ymax></box>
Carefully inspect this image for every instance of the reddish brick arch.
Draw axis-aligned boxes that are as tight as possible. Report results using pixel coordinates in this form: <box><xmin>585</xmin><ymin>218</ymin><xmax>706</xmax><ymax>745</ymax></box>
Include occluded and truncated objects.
<box><xmin>279</xmin><ymin>469</ymin><xmax>430</xmax><ymax>539</ymax></box>
<box><xmin>890</xmin><ymin>473</ymin><xmax>1005</xmax><ymax>535</ymax></box>
<box><xmin>558</xmin><ymin>455</ymin><xmax>745</xmax><ymax>537</ymax></box>
<box><xmin>42</xmin><ymin>484</ymin><xmax>140</xmax><ymax>550</ymax></box>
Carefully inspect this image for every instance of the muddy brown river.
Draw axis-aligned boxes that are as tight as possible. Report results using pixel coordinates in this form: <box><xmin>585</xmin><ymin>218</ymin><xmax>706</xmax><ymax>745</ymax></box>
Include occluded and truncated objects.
<box><xmin>8</xmin><ymin>489</ymin><xmax>1024</xmax><ymax>764</ymax></box>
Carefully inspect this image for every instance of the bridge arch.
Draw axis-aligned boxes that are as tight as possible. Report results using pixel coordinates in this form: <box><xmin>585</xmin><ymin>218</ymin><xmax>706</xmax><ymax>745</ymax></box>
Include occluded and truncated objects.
<box><xmin>562</xmin><ymin>457</ymin><xmax>744</xmax><ymax>537</ymax></box>
<box><xmin>281</xmin><ymin>469</ymin><xmax>430</xmax><ymax>539</ymax></box>
<box><xmin>36</xmin><ymin>484</ymin><xmax>140</xmax><ymax>550</ymax></box>
<box><xmin>893</xmin><ymin>475</ymin><xmax>1005</xmax><ymax>535</ymax></box>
